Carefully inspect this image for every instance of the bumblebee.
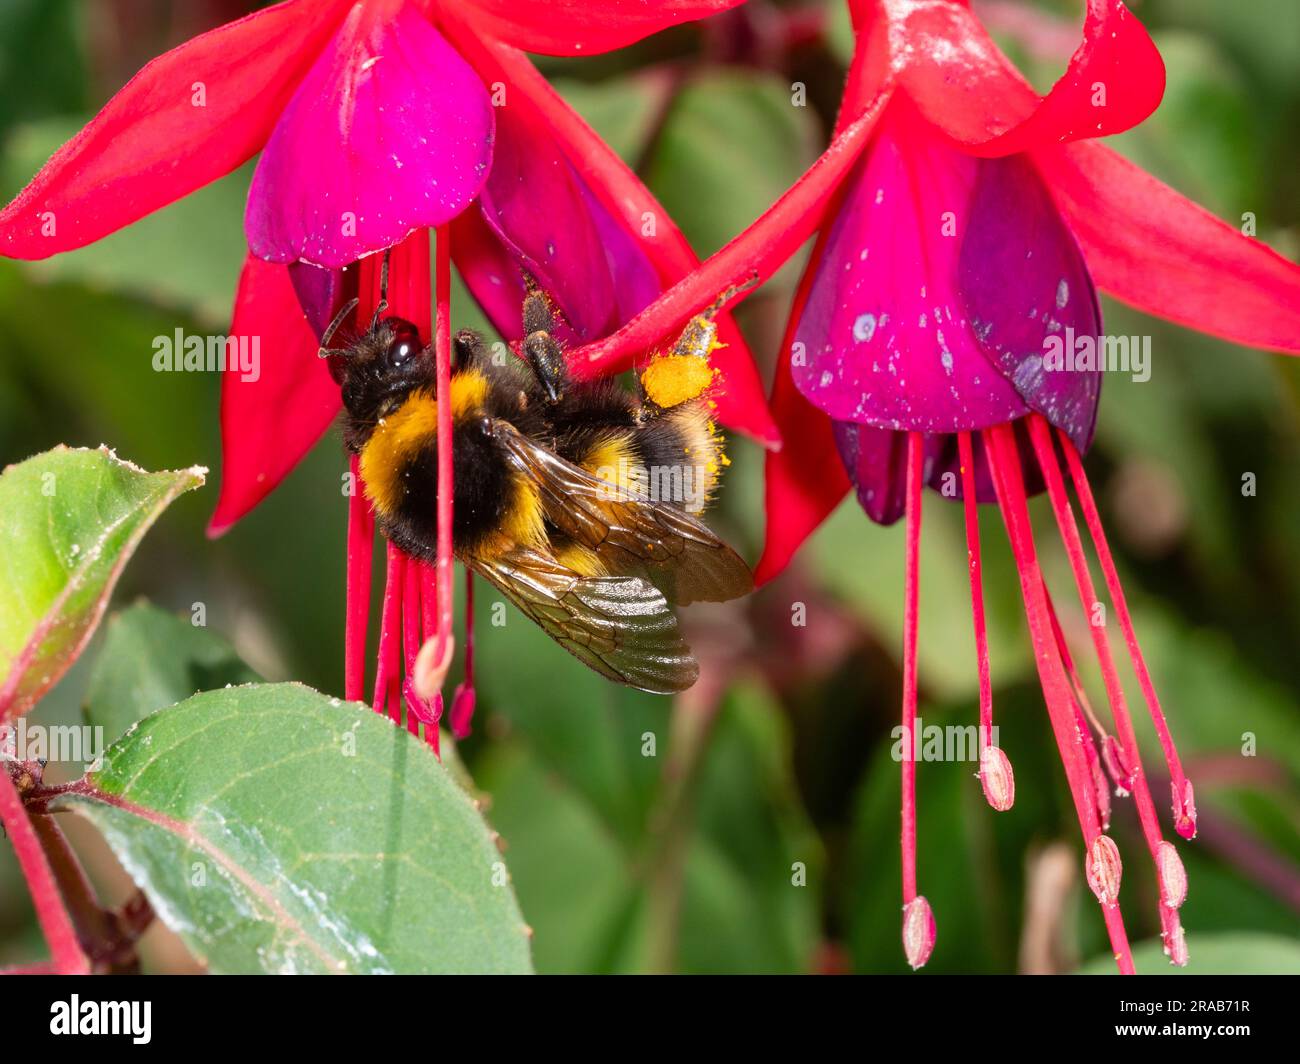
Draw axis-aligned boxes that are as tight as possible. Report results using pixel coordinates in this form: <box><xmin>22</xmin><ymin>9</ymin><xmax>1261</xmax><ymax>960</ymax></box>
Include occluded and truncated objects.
<box><xmin>322</xmin><ymin>271</ymin><xmax>753</xmax><ymax>694</ymax></box>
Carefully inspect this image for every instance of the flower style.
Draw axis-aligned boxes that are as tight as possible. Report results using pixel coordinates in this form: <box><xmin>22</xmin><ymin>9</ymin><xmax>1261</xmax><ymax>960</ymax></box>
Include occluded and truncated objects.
<box><xmin>0</xmin><ymin>0</ymin><xmax>774</xmax><ymax>738</ymax></box>
<box><xmin>573</xmin><ymin>0</ymin><xmax>1300</xmax><ymax>972</ymax></box>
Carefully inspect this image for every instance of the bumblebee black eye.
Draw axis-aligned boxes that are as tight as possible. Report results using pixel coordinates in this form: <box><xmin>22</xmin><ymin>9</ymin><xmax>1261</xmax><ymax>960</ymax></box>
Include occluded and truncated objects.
<box><xmin>383</xmin><ymin>321</ymin><xmax>423</xmax><ymax>371</ymax></box>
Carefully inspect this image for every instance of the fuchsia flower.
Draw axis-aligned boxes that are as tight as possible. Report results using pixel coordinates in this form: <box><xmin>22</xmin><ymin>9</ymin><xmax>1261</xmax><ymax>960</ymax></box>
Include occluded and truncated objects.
<box><xmin>0</xmin><ymin>0</ymin><xmax>774</xmax><ymax>736</ymax></box>
<box><xmin>574</xmin><ymin>0</ymin><xmax>1300</xmax><ymax>972</ymax></box>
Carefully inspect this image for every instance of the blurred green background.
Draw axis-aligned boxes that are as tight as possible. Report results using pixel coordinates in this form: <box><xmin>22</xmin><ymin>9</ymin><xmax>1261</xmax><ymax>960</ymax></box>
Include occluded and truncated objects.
<box><xmin>1</xmin><ymin>0</ymin><xmax>1297</xmax><ymax>973</ymax></box>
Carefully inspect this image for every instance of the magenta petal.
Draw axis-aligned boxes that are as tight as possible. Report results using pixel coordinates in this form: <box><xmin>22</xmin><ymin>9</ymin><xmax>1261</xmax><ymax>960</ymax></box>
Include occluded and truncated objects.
<box><xmin>836</xmin><ymin>423</ymin><xmax>1047</xmax><ymax>525</ymax></box>
<box><xmin>792</xmin><ymin>104</ymin><xmax>1028</xmax><ymax>432</ymax></box>
<box><xmin>289</xmin><ymin>260</ymin><xmax>358</xmax><ymax>340</ymax></box>
<box><xmin>834</xmin><ymin>424</ymin><xmax>916</xmax><ymax>525</ymax></box>
<box><xmin>957</xmin><ymin>154</ymin><xmax>1103</xmax><ymax>453</ymax></box>
<box><xmin>477</xmin><ymin>107</ymin><xmax>659</xmax><ymax>340</ymax></box>
<box><xmin>246</xmin><ymin>2</ymin><xmax>494</xmax><ymax>268</ymax></box>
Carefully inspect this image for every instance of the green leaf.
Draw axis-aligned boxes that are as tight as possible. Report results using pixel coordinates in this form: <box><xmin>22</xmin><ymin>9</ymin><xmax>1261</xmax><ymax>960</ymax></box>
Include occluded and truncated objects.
<box><xmin>85</xmin><ymin>601</ymin><xmax>260</xmax><ymax>743</ymax></box>
<box><xmin>53</xmin><ymin>683</ymin><xmax>533</xmax><ymax>974</ymax></box>
<box><xmin>1080</xmin><ymin>932</ymin><xmax>1300</xmax><ymax>975</ymax></box>
<box><xmin>0</xmin><ymin>446</ymin><xmax>204</xmax><ymax>720</ymax></box>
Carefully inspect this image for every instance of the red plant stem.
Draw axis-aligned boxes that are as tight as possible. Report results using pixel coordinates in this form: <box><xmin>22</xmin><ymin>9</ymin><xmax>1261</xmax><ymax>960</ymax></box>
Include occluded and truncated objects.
<box><xmin>432</xmin><ymin>225</ymin><xmax>454</xmax><ymax>679</ymax></box>
<box><xmin>402</xmin><ymin>557</ymin><xmax>422</xmax><ymax>735</ymax></box>
<box><xmin>957</xmin><ymin>432</ymin><xmax>994</xmax><ymax>748</ymax></box>
<box><xmin>901</xmin><ymin>432</ymin><xmax>923</xmax><ymax>904</ymax></box>
<box><xmin>1059</xmin><ymin>428</ymin><xmax>1193</xmax><ymax>834</ymax></box>
<box><xmin>31</xmin><ymin>814</ymin><xmax>115</xmax><ymax>952</ymax></box>
<box><xmin>1028</xmin><ymin>416</ymin><xmax>1166</xmax><ymax>861</ymax></box>
<box><xmin>345</xmin><ymin>453</ymin><xmax>374</xmax><ymax>703</ymax></box>
<box><xmin>983</xmin><ymin>424</ymin><xmax>1135</xmax><ymax>974</ymax></box>
<box><xmin>373</xmin><ymin>543</ymin><xmax>404</xmax><ymax>720</ymax></box>
<box><xmin>0</xmin><ymin>767</ymin><xmax>89</xmax><ymax>974</ymax></box>
<box><xmin>463</xmin><ymin>570</ymin><xmax>475</xmax><ymax>688</ymax></box>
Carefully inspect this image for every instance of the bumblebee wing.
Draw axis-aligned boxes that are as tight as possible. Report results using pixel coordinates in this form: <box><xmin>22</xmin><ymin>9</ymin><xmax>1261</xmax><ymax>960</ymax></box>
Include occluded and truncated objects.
<box><xmin>491</xmin><ymin>420</ymin><xmax>753</xmax><ymax>606</ymax></box>
<box><xmin>468</xmin><ymin>547</ymin><xmax>699</xmax><ymax>694</ymax></box>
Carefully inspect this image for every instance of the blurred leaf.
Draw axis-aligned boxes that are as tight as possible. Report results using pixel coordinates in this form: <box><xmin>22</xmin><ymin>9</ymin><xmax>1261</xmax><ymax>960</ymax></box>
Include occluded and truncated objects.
<box><xmin>843</xmin><ymin>687</ymin><xmax>1080</xmax><ymax>973</ymax></box>
<box><xmin>644</xmin><ymin>69</ymin><xmax>820</xmax><ymax>277</ymax></box>
<box><xmin>1108</xmin><ymin>32</ymin><xmax>1261</xmax><ymax>220</ymax></box>
<box><xmin>472</xmin><ymin>742</ymin><xmax>639</xmax><ymax>974</ymax></box>
<box><xmin>85</xmin><ymin>600</ymin><xmax>260</xmax><ymax>742</ymax></box>
<box><xmin>0</xmin><ymin>1</ymin><xmax>86</xmax><ymax>137</ymax></box>
<box><xmin>52</xmin><ymin>683</ymin><xmax>534</xmax><ymax>974</ymax></box>
<box><xmin>472</xmin><ymin>602</ymin><xmax>666</xmax><ymax>846</ymax></box>
<box><xmin>1150</xmin><ymin>0</ymin><xmax>1300</xmax><ymax>99</ymax></box>
<box><xmin>0</xmin><ymin>445</ymin><xmax>203</xmax><ymax>719</ymax></box>
<box><xmin>1080</xmin><ymin>931</ymin><xmax>1300</xmax><ymax>974</ymax></box>
<box><xmin>554</xmin><ymin>72</ymin><xmax>669</xmax><ymax>164</ymax></box>
<box><xmin>1</xmin><ymin>119</ymin><xmax>249</xmax><ymax>324</ymax></box>
<box><xmin>677</xmin><ymin>680</ymin><xmax>822</xmax><ymax>973</ymax></box>
<box><xmin>808</xmin><ymin>496</ymin><xmax>1031</xmax><ymax>700</ymax></box>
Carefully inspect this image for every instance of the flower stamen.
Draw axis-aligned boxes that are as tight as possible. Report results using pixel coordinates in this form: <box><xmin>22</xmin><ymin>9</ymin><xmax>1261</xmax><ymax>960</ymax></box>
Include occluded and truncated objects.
<box><xmin>1058</xmin><ymin>427</ymin><xmax>1196</xmax><ymax>840</ymax></box>
<box><xmin>983</xmin><ymin>423</ymin><xmax>1135</xmax><ymax>974</ymax></box>
<box><xmin>957</xmin><ymin>431</ymin><xmax>1014</xmax><ymax>812</ymax></box>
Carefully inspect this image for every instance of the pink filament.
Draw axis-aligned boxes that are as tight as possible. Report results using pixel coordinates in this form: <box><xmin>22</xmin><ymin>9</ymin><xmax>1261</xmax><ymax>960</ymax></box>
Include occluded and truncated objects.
<box><xmin>344</xmin><ymin>453</ymin><xmax>374</xmax><ymax>703</ymax></box>
<box><xmin>373</xmin><ymin>543</ymin><xmax>404</xmax><ymax>721</ymax></box>
<box><xmin>983</xmin><ymin>423</ymin><xmax>1135</xmax><ymax>975</ymax></box>
<box><xmin>1059</xmin><ymin>428</ymin><xmax>1193</xmax><ymax>837</ymax></box>
<box><xmin>402</xmin><ymin>557</ymin><xmax>422</xmax><ymax>735</ymax></box>
<box><xmin>956</xmin><ymin>432</ymin><xmax>993</xmax><ymax>749</ymax></box>
<box><xmin>1027</xmin><ymin>416</ymin><xmax>1168</xmax><ymax>861</ymax></box>
<box><xmin>432</xmin><ymin>225</ymin><xmax>455</xmax><ymax>689</ymax></box>
<box><xmin>901</xmin><ymin>432</ymin><xmax>923</xmax><ymax>905</ymax></box>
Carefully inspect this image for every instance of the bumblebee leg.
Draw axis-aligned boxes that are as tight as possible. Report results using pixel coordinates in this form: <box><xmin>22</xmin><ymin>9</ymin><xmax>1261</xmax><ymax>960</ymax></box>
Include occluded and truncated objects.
<box><xmin>520</xmin><ymin>274</ymin><xmax>568</xmax><ymax>403</ymax></box>
<box><xmin>453</xmin><ymin>328</ymin><xmax>491</xmax><ymax>372</ymax></box>
<box><xmin>523</xmin><ymin>331</ymin><xmax>567</xmax><ymax>404</ymax></box>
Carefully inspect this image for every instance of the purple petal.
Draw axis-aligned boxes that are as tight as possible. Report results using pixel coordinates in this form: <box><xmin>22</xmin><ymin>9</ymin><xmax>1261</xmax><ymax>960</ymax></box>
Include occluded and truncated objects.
<box><xmin>833</xmin><ymin>423</ymin><xmax>946</xmax><ymax>525</ymax></box>
<box><xmin>246</xmin><ymin>3</ymin><xmax>493</xmax><ymax>268</ymax></box>
<box><xmin>289</xmin><ymin>261</ymin><xmax>358</xmax><ymax>341</ymax></box>
<box><xmin>792</xmin><ymin>103</ymin><xmax>1028</xmax><ymax>432</ymax></box>
<box><xmin>924</xmin><ymin>422</ymin><xmax>1045</xmax><ymax>507</ymax></box>
<box><xmin>958</xmin><ymin>154</ymin><xmax>1103</xmax><ymax>453</ymax></box>
<box><xmin>476</xmin><ymin>105</ymin><xmax>660</xmax><ymax>341</ymax></box>
<box><xmin>835</xmin><ymin>422</ymin><xmax>1048</xmax><ymax>525</ymax></box>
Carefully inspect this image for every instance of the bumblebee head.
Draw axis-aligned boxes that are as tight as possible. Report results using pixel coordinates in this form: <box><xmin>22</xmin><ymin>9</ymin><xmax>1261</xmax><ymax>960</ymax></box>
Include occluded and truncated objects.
<box><xmin>331</xmin><ymin>316</ymin><xmax>431</xmax><ymax>434</ymax></box>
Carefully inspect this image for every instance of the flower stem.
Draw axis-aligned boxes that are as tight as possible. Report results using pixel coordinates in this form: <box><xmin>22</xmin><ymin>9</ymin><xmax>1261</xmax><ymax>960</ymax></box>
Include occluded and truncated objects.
<box><xmin>0</xmin><ymin>764</ymin><xmax>89</xmax><ymax>974</ymax></box>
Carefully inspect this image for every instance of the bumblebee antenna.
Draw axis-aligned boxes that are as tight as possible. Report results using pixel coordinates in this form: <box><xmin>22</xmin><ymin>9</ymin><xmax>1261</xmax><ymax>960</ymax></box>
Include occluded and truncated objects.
<box><xmin>368</xmin><ymin>248</ymin><xmax>392</xmax><ymax>329</ymax></box>
<box><xmin>317</xmin><ymin>297</ymin><xmax>361</xmax><ymax>358</ymax></box>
